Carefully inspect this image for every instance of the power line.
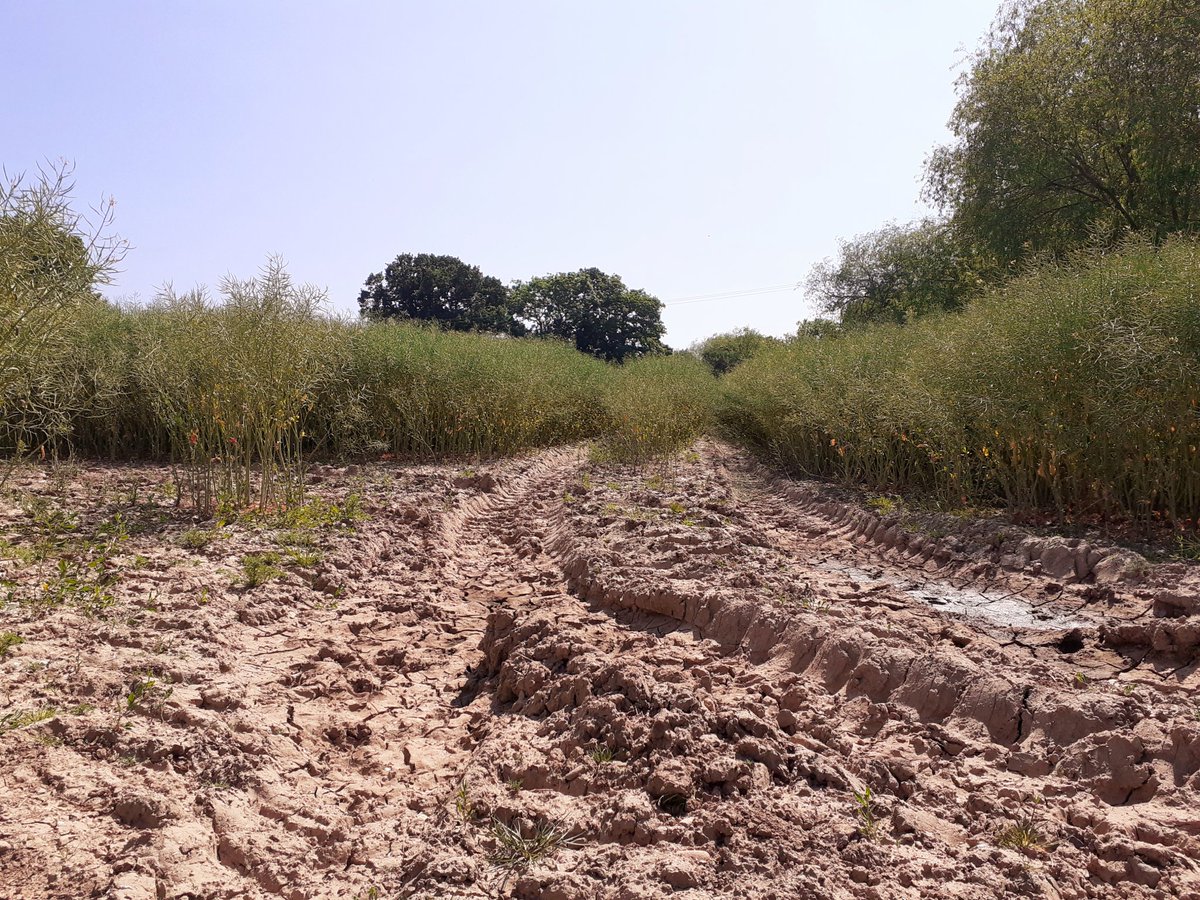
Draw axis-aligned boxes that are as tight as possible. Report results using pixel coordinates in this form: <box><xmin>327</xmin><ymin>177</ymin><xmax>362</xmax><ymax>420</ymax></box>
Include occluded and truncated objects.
<box><xmin>663</xmin><ymin>282</ymin><xmax>803</xmax><ymax>306</ymax></box>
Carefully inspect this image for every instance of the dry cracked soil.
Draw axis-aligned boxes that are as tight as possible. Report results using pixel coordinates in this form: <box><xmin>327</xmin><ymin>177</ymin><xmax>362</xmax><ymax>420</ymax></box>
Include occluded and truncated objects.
<box><xmin>1</xmin><ymin>442</ymin><xmax>1199</xmax><ymax>899</ymax></box>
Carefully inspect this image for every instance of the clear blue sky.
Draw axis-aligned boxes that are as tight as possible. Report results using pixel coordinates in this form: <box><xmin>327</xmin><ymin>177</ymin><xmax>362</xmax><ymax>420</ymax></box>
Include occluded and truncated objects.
<box><xmin>4</xmin><ymin>1</ymin><xmax>998</xmax><ymax>348</ymax></box>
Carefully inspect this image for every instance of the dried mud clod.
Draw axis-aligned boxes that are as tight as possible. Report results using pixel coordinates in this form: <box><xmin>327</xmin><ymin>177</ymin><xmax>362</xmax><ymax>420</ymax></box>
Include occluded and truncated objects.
<box><xmin>0</xmin><ymin>444</ymin><xmax>1197</xmax><ymax>899</ymax></box>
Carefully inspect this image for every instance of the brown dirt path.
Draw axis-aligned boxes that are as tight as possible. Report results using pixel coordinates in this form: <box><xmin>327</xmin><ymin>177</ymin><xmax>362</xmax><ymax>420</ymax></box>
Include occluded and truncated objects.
<box><xmin>0</xmin><ymin>443</ymin><xmax>1197</xmax><ymax>899</ymax></box>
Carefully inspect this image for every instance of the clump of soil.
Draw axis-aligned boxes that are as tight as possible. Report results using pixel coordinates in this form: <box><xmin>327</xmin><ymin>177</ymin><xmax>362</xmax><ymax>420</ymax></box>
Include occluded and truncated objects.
<box><xmin>0</xmin><ymin>444</ymin><xmax>1197</xmax><ymax>898</ymax></box>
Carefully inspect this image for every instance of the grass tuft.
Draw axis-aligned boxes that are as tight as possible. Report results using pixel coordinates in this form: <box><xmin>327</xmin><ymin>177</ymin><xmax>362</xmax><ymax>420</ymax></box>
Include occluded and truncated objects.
<box><xmin>996</xmin><ymin>817</ymin><xmax>1047</xmax><ymax>852</ymax></box>
<box><xmin>0</xmin><ymin>706</ymin><xmax>56</xmax><ymax>732</ymax></box>
<box><xmin>487</xmin><ymin>817</ymin><xmax>581</xmax><ymax>870</ymax></box>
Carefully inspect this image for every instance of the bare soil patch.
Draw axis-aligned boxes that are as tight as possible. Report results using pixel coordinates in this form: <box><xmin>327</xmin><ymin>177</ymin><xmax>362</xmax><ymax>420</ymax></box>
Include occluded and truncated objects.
<box><xmin>0</xmin><ymin>443</ymin><xmax>1197</xmax><ymax>899</ymax></box>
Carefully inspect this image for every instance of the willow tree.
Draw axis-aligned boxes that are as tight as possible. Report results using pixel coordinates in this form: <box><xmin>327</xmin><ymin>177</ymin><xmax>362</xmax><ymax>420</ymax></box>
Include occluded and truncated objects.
<box><xmin>926</xmin><ymin>0</ymin><xmax>1200</xmax><ymax>265</ymax></box>
<box><xmin>806</xmin><ymin>219</ymin><xmax>992</xmax><ymax>326</ymax></box>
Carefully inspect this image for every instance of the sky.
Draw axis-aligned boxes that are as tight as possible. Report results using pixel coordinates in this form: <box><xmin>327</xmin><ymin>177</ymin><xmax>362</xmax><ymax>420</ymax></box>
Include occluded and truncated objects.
<box><xmin>4</xmin><ymin>1</ymin><xmax>999</xmax><ymax>349</ymax></box>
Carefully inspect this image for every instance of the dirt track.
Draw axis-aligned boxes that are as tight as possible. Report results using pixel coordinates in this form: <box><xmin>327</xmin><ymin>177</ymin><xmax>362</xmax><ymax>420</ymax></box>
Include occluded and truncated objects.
<box><xmin>1</xmin><ymin>442</ymin><xmax>1198</xmax><ymax>899</ymax></box>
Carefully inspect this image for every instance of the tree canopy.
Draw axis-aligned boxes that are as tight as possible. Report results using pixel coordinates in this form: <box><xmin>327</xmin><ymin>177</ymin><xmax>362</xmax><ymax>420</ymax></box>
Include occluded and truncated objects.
<box><xmin>811</xmin><ymin>0</ymin><xmax>1200</xmax><ymax>331</ymax></box>
<box><xmin>358</xmin><ymin>253</ymin><xmax>521</xmax><ymax>335</ymax></box>
<box><xmin>510</xmin><ymin>268</ymin><xmax>665</xmax><ymax>362</ymax></box>
<box><xmin>2</xmin><ymin>164</ymin><xmax>124</xmax><ymax>379</ymax></box>
<box><xmin>925</xmin><ymin>0</ymin><xmax>1200</xmax><ymax>265</ymax></box>
<box><xmin>806</xmin><ymin>220</ymin><xmax>989</xmax><ymax>326</ymax></box>
<box><xmin>692</xmin><ymin>328</ymin><xmax>780</xmax><ymax>376</ymax></box>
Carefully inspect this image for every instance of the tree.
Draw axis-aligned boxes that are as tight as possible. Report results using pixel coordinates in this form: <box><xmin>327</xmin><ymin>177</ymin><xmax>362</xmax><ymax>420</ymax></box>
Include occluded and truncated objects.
<box><xmin>0</xmin><ymin>162</ymin><xmax>127</xmax><ymax>458</ymax></box>
<box><xmin>358</xmin><ymin>253</ymin><xmax>521</xmax><ymax>334</ymax></box>
<box><xmin>692</xmin><ymin>328</ymin><xmax>780</xmax><ymax>376</ymax></box>
<box><xmin>2</xmin><ymin>162</ymin><xmax>124</xmax><ymax>360</ymax></box>
<box><xmin>806</xmin><ymin>219</ymin><xmax>989</xmax><ymax>326</ymax></box>
<box><xmin>925</xmin><ymin>0</ymin><xmax>1200</xmax><ymax>265</ymax></box>
<box><xmin>795</xmin><ymin>318</ymin><xmax>844</xmax><ymax>341</ymax></box>
<box><xmin>510</xmin><ymin>268</ymin><xmax>665</xmax><ymax>362</ymax></box>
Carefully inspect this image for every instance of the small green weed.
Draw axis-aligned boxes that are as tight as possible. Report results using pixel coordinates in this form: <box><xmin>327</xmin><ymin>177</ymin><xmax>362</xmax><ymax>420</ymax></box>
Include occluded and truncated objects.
<box><xmin>776</xmin><ymin>582</ymin><xmax>827</xmax><ymax>611</ymax></box>
<box><xmin>22</xmin><ymin>496</ymin><xmax>79</xmax><ymax>538</ymax></box>
<box><xmin>587</xmin><ymin>745</ymin><xmax>617</xmax><ymax>764</ymax></box>
<box><xmin>453</xmin><ymin>779</ymin><xmax>476</xmax><ymax>823</ymax></box>
<box><xmin>800</xmin><ymin>595</ymin><xmax>831</xmax><ymax>613</ymax></box>
<box><xmin>867</xmin><ymin>496</ymin><xmax>897</xmax><ymax>516</ymax></box>
<box><xmin>274</xmin><ymin>494</ymin><xmax>364</xmax><ymax>530</ymax></box>
<box><xmin>0</xmin><ymin>631</ymin><xmax>24</xmax><ymax>659</ymax></box>
<box><xmin>0</xmin><ymin>537</ymin><xmax>39</xmax><ymax>564</ymax></box>
<box><xmin>179</xmin><ymin>528</ymin><xmax>217</xmax><ymax>550</ymax></box>
<box><xmin>239</xmin><ymin>552</ymin><xmax>283</xmax><ymax>588</ymax></box>
<box><xmin>13</xmin><ymin>556</ymin><xmax>117</xmax><ymax>615</ymax></box>
<box><xmin>277</xmin><ymin>529</ymin><xmax>318</xmax><ymax>548</ymax></box>
<box><xmin>285</xmin><ymin>549</ymin><xmax>322</xmax><ymax>568</ymax></box>
<box><xmin>996</xmin><ymin>817</ymin><xmax>1046</xmax><ymax>852</ymax></box>
<box><xmin>488</xmin><ymin>817</ymin><xmax>580</xmax><ymax>870</ymax></box>
<box><xmin>125</xmin><ymin>673</ymin><xmax>173</xmax><ymax>716</ymax></box>
<box><xmin>0</xmin><ymin>706</ymin><xmax>56</xmax><ymax>732</ymax></box>
<box><xmin>854</xmin><ymin>786</ymin><xmax>879</xmax><ymax>839</ymax></box>
<box><xmin>1167</xmin><ymin>532</ymin><xmax>1200</xmax><ymax>562</ymax></box>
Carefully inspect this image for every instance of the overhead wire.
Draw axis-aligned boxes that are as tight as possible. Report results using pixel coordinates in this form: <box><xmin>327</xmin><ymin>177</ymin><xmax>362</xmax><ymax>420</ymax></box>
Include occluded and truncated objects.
<box><xmin>662</xmin><ymin>282</ymin><xmax>803</xmax><ymax>306</ymax></box>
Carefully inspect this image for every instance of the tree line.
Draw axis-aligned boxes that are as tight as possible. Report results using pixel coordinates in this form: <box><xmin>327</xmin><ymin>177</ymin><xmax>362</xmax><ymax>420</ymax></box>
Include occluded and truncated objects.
<box><xmin>807</xmin><ymin>0</ymin><xmax>1200</xmax><ymax>328</ymax></box>
<box><xmin>358</xmin><ymin>254</ymin><xmax>665</xmax><ymax>363</ymax></box>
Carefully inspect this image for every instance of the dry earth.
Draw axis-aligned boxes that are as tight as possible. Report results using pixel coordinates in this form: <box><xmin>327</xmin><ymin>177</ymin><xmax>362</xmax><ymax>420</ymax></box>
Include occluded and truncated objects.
<box><xmin>1</xmin><ymin>442</ymin><xmax>1198</xmax><ymax>899</ymax></box>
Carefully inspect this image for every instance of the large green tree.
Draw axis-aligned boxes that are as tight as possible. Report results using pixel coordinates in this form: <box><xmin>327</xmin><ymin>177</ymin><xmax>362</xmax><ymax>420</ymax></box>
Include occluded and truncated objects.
<box><xmin>692</xmin><ymin>328</ymin><xmax>780</xmax><ymax>376</ymax></box>
<box><xmin>358</xmin><ymin>253</ymin><xmax>521</xmax><ymax>334</ymax></box>
<box><xmin>806</xmin><ymin>219</ymin><xmax>990</xmax><ymax>326</ymax></box>
<box><xmin>926</xmin><ymin>0</ymin><xmax>1200</xmax><ymax>264</ymax></box>
<box><xmin>510</xmin><ymin>268</ymin><xmax>665</xmax><ymax>362</ymax></box>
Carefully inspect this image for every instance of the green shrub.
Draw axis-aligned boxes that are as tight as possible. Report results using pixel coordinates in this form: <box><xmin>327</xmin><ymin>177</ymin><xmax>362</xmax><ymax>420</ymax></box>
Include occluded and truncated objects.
<box><xmin>691</xmin><ymin>328</ymin><xmax>781</xmax><ymax>376</ymax></box>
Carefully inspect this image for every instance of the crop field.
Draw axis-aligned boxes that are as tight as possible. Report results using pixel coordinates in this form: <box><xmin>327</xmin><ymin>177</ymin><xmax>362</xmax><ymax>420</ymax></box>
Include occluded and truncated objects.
<box><xmin>2</xmin><ymin>234</ymin><xmax>1200</xmax><ymax>899</ymax></box>
<box><xmin>0</xmin><ymin>422</ymin><xmax>1198</xmax><ymax>897</ymax></box>
<box><xmin>4</xmin><ymin>21</ymin><xmax>1200</xmax><ymax>888</ymax></box>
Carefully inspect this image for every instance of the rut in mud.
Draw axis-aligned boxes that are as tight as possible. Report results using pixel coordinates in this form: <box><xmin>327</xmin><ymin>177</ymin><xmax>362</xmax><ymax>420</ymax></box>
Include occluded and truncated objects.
<box><xmin>0</xmin><ymin>443</ymin><xmax>1198</xmax><ymax>899</ymax></box>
